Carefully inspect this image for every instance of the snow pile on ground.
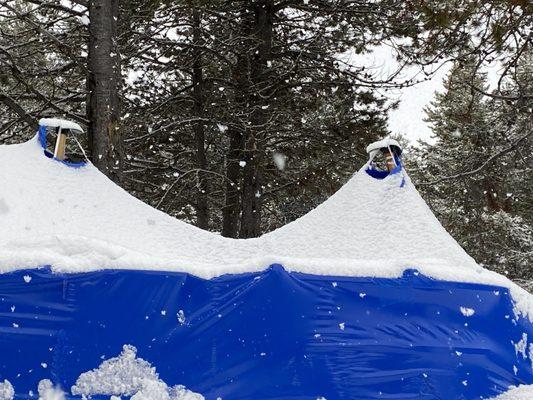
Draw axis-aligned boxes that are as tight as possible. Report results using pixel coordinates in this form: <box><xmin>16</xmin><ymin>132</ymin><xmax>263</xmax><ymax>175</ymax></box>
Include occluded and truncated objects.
<box><xmin>71</xmin><ymin>345</ymin><xmax>203</xmax><ymax>400</ymax></box>
<box><xmin>38</xmin><ymin>380</ymin><xmax>65</xmax><ymax>400</ymax></box>
<box><xmin>0</xmin><ymin>380</ymin><xmax>14</xmax><ymax>400</ymax></box>
<box><xmin>0</xmin><ymin>137</ymin><xmax>531</xmax><ymax>319</ymax></box>
<box><xmin>489</xmin><ymin>385</ymin><xmax>533</xmax><ymax>400</ymax></box>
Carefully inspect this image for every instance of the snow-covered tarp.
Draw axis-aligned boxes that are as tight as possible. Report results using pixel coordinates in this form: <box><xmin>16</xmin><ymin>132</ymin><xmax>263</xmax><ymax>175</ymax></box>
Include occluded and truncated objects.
<box><xmin>0</xmin><ymin>136</ymin><xmax>531</xmax><ymax>315</ymax></box>
<box><xmin>0</xmin><ymin>139</ymin><xmax>516</xmax><ymax>277</ymax></box>
<box><xmin>0</xmin><ymin>136</ymin><xmax>532</xmax><ymax>399</ymax></box>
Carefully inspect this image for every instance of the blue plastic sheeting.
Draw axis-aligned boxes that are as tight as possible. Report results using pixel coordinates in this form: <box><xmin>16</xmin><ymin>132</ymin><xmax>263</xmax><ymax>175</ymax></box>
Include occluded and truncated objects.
<box><xmin>0</xmin><ymin>265</ymin><xmax>531</xmax><ymax>399</ymax></box>
<box><xmin>37</xmin><ymin>125</ymin><xmax>86</xmax><ymax>168</ymax></box>
<box><xmin>365</xmin><ymin>156</ymin><xmax>402</xmax><ymax>180</ymax></box>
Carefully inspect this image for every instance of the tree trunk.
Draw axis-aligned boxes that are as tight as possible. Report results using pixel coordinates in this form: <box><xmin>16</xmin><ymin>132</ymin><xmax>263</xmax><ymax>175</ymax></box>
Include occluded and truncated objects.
<box><xmin>239</xmin><ymin>0</ymin><xmax>273</xmax><ymax>238</ymax></box>
<box><xmin>192</xmin><ymin>7</ymin><xmax>209</xmax><ymax>230</ymax></box>
<box><xmin>87</xmin><ymin>0</ymin><xmax>123</xmax><ymax>183</ymax></box>
<box><xmin>221</xmin><ymin>125</ymin><xmax>243</xmax><ymax>238</ymax></box>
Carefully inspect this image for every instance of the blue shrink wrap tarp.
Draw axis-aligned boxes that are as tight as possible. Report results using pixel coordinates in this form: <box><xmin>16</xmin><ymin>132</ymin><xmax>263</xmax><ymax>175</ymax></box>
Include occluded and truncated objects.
<box><xmin>0</xmin><ymin>264</ymin><xmax>531</xmax><ymax>399</ymax></box>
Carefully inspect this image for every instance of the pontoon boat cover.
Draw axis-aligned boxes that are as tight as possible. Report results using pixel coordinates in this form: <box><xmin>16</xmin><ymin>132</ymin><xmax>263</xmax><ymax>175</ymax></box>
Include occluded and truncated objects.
<box><xmin>0</xmin><ymin>135</ymin><xmax>531</xmax><ymax>399</ymax></box>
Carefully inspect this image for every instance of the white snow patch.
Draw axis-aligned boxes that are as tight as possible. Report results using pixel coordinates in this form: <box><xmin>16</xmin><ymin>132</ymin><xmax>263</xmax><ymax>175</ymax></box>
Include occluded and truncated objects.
<box><xmin>38</xmin><ymin>118</ymin><xmax>83</xmax><ymax>133</ymax></box>
<box><xmin>23</xmin><ymin>275</ymin><xmax>32</xmax><ymax>283</ymax></box>
<box><xmin>514</xmin><ymin>333</ymin><xmax>528</xmax><ymax>359</ymax></box>
<box><xmin>0</xmin><ymin>380</ymin><xmax>14</xmax><ymax>400</ymax></box>
<box><xmin>339</xmin><ymin>322</ymin><xmax>345</xmax><ymax>331</ymax></box>
<box><xmin>177</xmin><ymin>310</ymin><xmax>186</xmax><ymax>325</ymax></box>
<box><xmin>71</xmin><ymin>345</ymin><xmax>203</xmax><ymax>400</ymax></box>
<box><xmin>460</xmin><ymin>307</ymin><xmax>475</xmax><ymax>317</ymax></box>
<box><xmin>78</xmin><ymin>15</ymin><xmax>90</xmax><ymax>26</ymax></box>
<box><xmin>272</xmin><ymin>153</ymin><xmax>286</xmax><ymax>171</ymax></box>
<box><xmin>37</xmin><ymin>379</ymin><xmax>65</xmax><ymax>400</ymax></box>
<box><xmin>488</xmin><ymin>385</ymin><xmax>533</xmax><ymax>400</ymax></box>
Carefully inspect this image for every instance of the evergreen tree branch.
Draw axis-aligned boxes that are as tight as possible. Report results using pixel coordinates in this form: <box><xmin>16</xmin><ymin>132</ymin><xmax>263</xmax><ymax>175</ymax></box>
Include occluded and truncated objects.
<box><xmin>417</xmin><ymin>130</ymin><xmax>532</xmax><ymax>186</ymax></box>
<box><xmin>0</xmin><ymin>92</ymin><xmax>38</xmax><ymax>131</ymax></box>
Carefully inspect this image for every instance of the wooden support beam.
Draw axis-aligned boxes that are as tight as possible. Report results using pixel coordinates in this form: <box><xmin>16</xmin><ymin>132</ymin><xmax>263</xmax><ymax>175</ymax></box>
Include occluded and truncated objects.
<box><xmin>53</xmin><ymin>129</ymin><xmax>67</xmax><ymax>160</ymax></box>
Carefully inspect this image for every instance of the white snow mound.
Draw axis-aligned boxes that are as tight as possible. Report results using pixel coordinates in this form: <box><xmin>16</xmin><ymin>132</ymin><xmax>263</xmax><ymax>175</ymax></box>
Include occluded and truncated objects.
<box><xmin>0</xmin><ymin>137</ymin><xmax>531</xmax><ymax>319</ymax></box>
<box><xmin>71</xmin><ymin>344</ymin><xmax>203</xmax><ymax>400</ymax></box>
<box><xmin>38</xmin><ymin>379</ymin><xmax>66</xmax><ymax>400</ymax></box>
<box><xmin>489</xmin><ymin>385</ymin><xmax>533</xmax><ymax>400</ymax></box>
<box><xmin>0</xmin><ymin>380</ymin><xmax>14</xmax><ymax>400</ymax></box>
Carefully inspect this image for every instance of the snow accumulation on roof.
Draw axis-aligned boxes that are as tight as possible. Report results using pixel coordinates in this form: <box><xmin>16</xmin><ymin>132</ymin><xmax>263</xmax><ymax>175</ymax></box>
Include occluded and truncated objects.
<box><xmin>365</xmin><ymin>137</ymin><xmax>402</xmax><ymax>154</ymax></box>
<box><xmin>0</xmin><ymin>137</ymin><xmax>531</xmax><ymax>319</ymax></box>
<box><xmin>38</xmin><ymin>118</ymin><xmax>84</xmax><ymax>132</ymax></box>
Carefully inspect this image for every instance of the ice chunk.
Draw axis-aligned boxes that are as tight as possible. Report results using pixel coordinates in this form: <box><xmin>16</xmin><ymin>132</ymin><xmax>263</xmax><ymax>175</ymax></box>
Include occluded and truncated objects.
<box><xmin>71</xmin><ymin>345</ymin><xmax>158</xmax><ymax>396</ymax></box>
<box><xmin>71</xmin><ymin>345</ymin><xmax>203</xmax><ymax>400</ymax></box>
<box><xmin>130</xmin><ymin>379</ymin><xmax>169</xmax><ymax>400</ymax></box>
<box><xmin>37</xmin><ymin>379</ymin><xmax>65</xmax><ymax>400</ymax></box>
<box><xmin>0</xmin><ymin>380</ymin><xmax>14</xmax><ymax>400</ymax></box>
<box><xmin>177</xmin><ymin>310</ymin><xmax>186</xmax><ymax>325</ymax></box>
<box><xmin>460</xmin><ymin>307</ymin><xmax>475</xmax><ymax>317</ymax></box>
<box><xmin>514</xmin><ymin>333</ymin><xmax>528</xmax><ymax>359</ymax></box>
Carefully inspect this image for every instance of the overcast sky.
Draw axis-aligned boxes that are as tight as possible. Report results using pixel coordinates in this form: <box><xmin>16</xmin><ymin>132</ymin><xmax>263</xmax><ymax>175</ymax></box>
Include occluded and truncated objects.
<box><xmin>344</xmin><ymin>45</ymin><xmax>451</xmax><ymax>145</ymax></box>
<box><xmin>387</xmin><ymin>67</ymin><xmax>449</xmax><ymax>145</ymax></box>
<box><xmin>371</xmin><ymin>47</ymin><xmax>501</xmax><ymax>145</ymax></box>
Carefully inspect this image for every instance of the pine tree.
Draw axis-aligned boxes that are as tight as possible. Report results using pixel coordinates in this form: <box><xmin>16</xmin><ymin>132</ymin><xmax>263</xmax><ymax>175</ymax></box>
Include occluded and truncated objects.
<box><xmin>120</xmin><ymin>1</ymin><xmax>393</xmax><ymax>236</ymax></box>
<box><xmin>412</xmin><ymin>59</ymin><xmax>532</xmax><ymax>281</ymax></box>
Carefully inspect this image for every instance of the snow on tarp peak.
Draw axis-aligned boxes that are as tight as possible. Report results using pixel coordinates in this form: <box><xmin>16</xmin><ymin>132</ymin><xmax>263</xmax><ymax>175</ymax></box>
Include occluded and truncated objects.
<box><xmin>0</xmin><ymin>137</ymin><xmax>531</xmax><ymax>319</ymax></box>
<box><xmin>38</xmin><ymin>118</ymin><xmax>83</xmax><ymax>132</ymax></box>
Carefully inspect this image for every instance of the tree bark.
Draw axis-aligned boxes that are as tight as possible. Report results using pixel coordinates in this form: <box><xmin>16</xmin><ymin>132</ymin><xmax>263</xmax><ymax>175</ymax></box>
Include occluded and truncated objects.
<box><xmin>87</xmin><ymin>0</ymin><xmax>123</xmax><ymax>182</ymax></box>
<box><xmin>239</xmin><ymin>0</ymin><xmax>273</xmax><ymax>238</ymax></box>
<box><xmin>192</xmin><ymin>7</ymin><xmax>209</xmax><ymax>230</ymax></box>
<box><xmin>221</xmin><ymin>21</ymin><xmax>249</xmax><ymax>238</ymax></box>
<box><xmin>221</xmin><ymin>125</ymin><xmax>243</xmax><ymax>237</ymax></box>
